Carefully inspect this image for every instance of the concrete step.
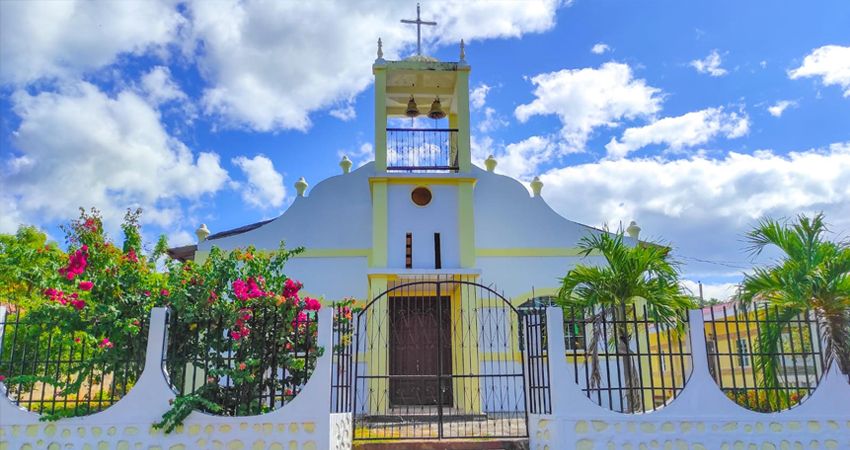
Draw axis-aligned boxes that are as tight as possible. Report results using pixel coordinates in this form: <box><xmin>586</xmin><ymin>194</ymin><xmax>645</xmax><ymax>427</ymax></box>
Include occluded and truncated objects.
<box><xmin>353</xmin><ymin>439</ymin><xmax>529</xmax><ymax>450</ymax></box>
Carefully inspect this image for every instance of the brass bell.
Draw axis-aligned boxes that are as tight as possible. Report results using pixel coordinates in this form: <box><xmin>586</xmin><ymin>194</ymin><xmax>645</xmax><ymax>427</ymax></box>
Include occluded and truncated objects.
<box><xmin>405</xmin><ymin>96</ymin><xmax>420</xmax><ymax>117</ymax></box>
<box><xmin>427</xmin><ymin>96</ymin><xmax>446</xmax><ymax>120</ymax></box>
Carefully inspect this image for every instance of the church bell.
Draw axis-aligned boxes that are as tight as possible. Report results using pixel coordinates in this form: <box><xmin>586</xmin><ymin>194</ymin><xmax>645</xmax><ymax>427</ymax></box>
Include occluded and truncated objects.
<box><xmin>405</xmin><ymin>96</ymin><xmax>420</xmax><ymax>117</ymax></box>
<box><xmin>427</xmin><ymin>96</ymin><xmax>446</xmax><ymax>120</ymax></box>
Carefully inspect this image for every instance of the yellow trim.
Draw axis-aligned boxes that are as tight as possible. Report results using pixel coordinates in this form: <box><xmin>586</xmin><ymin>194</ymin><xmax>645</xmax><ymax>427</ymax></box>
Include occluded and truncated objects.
<box><xmin>458</xmin><ymin>180</ymin><xmax>476</xmax><ymax>268</ymax></box>
<box><xmin>194</xmin><ymin>250</ymin><xmax>210</xmax><ymax>265</ymax></box>
<box><xmin>476</xmin><ymin>248</ymin><xmax>603</xmax><ymax>258</ymax></box>
<box><xmin>194</xmin><ymin>248</ymin><xmax>371</xmax><ymax>265</ymax></box>
<box><xmin>369</xmin><ymin>176</ymin><xmax>478</xmax><ymax>186</ymax></box>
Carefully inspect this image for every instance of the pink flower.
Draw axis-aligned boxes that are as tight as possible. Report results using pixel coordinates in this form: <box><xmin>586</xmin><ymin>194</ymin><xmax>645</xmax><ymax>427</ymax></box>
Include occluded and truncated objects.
<box><xmin>78</xmin><ymin>281</ymin><xmax>93</xmax><ymax>291</ymax></box>
<box><xmin>69</xmin><ymin>299</ymin><xmax>86</xmax><ymax>310</ymax></box>
<box><xmin>0</xmin><ymin>375</ymin><xmax>5</xmax><ymax>382</ymax></box>
<box><xmin>304</xmin><ymin>297</ymin><xmax>321</xmax><ymax>311</ymax></box>
<box><xmin>75</xmin><ymin>338</ymin><xmax>81</xmax><ymax>343</ymax></box>
<box><xmin>99</xmin><ymin>338</ymin><xmax>113</xmax><ymax>349</ymax></box>
<box><xmin>144</xmin><ymin>291</ymin><xmax>151</xmax><ymax>296</ymax></box>
<box><xmin>161</xmin><ymin>289</ymin><xmax>170</xmax><ymax>296</ymax></box>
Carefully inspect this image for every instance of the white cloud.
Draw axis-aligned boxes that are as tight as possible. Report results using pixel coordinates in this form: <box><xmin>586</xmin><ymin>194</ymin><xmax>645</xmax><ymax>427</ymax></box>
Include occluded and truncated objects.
<box><xmin>760</xmin><ymin>61</ymin><xmax>767</xmax><ymax>69</ymax></box>
<box><xmin>340</xmin><ymin>142</ymin><xmax>375</xmax><ymax>169</ymax></box>
<box><xmin>187</xmin><ymin>0</ymin><xmax>564</xmax><ymax>132</ymax></box>
<box><xmin>788</xmin><ymin>45</ymin><xmax>850</xmax><ymax>97</ymax></box>
<box><xmin>0</xmin><ymin>0</ymin><xmax>185</xmax><ymax>85</ymax></box>
<box><xmin>767</xmin><ymin>100</ymin><xmax>797</xmax><ymax>118</ymax></box>
<box><xmin>231</xmin><ymin>155</ymin><xmax>286</xmax><ymax>209</ymax></box>
<box><xmin>0</xmin><ymin>82</ymin><xmax>229</xmax><ymax>232</ymax></box>
<box><xmin>680</xmin><ymin>280</ymin><xmax>738</xmax><ymax>303</ymax></box>
<box><xmin>539</xmin><ymin>142</ymin><xmax>850</xmax><ymax>279</ymax></box>
<box><xmin>329</xmin><ymin>103</ymin><xmax>357</xmax><ymax>121</ymax></box>
<box><xmin>470</xmin><ymin>84</ymin><xmax>492</xmax><ymax>110</ymax></box>
<box><xmin>591</xmin><ymin>43</ymin><xmax>610</xmax><ymax>54</ymax></box>
<box><xmin>515</xmin><ymin>62</ymin><xmax>663</xmax><ymax>153</ymax></box>
<box><xmin>494</xmin><ymin>136</ymin><xmax>558</xmax><ymax>179</ymax></box>
<box><xmin>605</xmin><ymin>107</ymin><xmax>750</xmax><ymax>158</ymax></box>
<box><xmin>690</xmin><ymin>50</ymin><xmax>728</xmax><ymax>76</ymax></box>
<box><xmin>478</xmin><ymin>107</ymin><xmax>508</xmax><ymax>133</ymax></box>
<box><xmin>140</xmin><ymin>66</ymin><xmax>187</xmax><ymax>105</ymax></box>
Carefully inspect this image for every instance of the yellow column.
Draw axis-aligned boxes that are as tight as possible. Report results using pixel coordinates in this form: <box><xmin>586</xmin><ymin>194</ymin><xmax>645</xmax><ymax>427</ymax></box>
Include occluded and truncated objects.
<box><xmin>366</xmin><ymin>276</ymin><xmax>390</xmax><ymax>414</ymax></box>
<box><xmin>454</xmin><ymin>68</ymin><xmax>472</xmax><ymax>173</ymax></box>
<box><xmin>458</xmin><ymin>179</ymin><xmax>476</xmax><ymax>268</ymax></box>
<box><xmin>449</xmin><ymin>113</ymin><xmax>459</xmax><ymax>169</ymax></box>
<box><xmin>374</xmin><ymin>66</ymin><xmax>388</xmax><ymax>172</ymax></box>
<box><xmin>450</xmin><ymin>281</ymin><xmax>482</xmax><ymax>413</ymax></box>
<box><xmin>371</xmin><ymin>180</ymin><xmax>388</xmax><ymax>268</ymax></box>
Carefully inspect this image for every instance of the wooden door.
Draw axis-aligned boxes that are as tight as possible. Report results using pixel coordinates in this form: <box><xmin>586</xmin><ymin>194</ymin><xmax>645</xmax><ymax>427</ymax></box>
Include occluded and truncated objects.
<box><xmin>389</xmin><ymin>296</ymin><xmax>453</xmax><ymax>406</ymax></box>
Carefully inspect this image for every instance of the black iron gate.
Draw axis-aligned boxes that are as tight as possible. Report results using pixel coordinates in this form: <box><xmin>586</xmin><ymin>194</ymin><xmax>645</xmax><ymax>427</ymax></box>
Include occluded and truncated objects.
<box><xmin>343</xmin><ymin>278</ymin><xmax>536</xmax><ymax>440</ymax></box>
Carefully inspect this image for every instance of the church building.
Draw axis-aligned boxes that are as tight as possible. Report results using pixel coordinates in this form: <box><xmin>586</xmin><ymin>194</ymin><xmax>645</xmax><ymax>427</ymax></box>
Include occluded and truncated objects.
<box><xmin>168</xmin><ymin>23</ymin><xmax>639</xmax><ymax>439</ymax></box>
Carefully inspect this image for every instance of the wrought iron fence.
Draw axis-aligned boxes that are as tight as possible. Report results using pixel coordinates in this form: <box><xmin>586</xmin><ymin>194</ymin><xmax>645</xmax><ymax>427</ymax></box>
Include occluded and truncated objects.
<box><xmin>704</xmin><ymin>303</ymin><xmax>826</xmax><ymax>412</ymax></box>
<box><xmin>351</xmin><ymin>276</ymin><xmax>528</xmax><ymax>440</ymax></box>
<box><xmin>162</xmin><ymin>304</ymin><xmax>319</xmax><ymax>416</ymax></box>
<box><xmin>519</xmin><ymin>305</ymin><xmax>551</xmax><ymax>414</ymax></box>
<box><xmin>562</xmin><ymin>303</ymin><xmax>693</xmax><ymax>413</ymax></box>
<box><xmin>0</xmin><ymin>306</ymin><xmax>147</xmax><ymax>417</ymax></box>
<box><xmin>331</xmin><ymin>302</ymin><xmax>354</xmax><ymax>413</ymax></box>
<box><xmin>386</xmin><ymin>128</ymin><xmax>458</xmax><ymax>172</ymax></box>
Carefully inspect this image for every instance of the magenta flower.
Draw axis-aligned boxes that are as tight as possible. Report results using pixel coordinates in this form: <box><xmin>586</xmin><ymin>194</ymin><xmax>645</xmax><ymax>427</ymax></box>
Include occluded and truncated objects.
<box><xmin>78</xmin><ymin>281</ymin><xmax>93</xmax><ymax>291</ymax></box>
<box><xmin>161</xmin><ymin>289</ymin><xmax>170</xmax><ymax>296</ymax></box>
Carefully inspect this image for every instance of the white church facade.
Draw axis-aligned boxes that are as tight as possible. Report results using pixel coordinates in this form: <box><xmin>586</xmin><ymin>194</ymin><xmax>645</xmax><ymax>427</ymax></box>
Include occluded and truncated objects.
<box><xmin>166</xmin><ymin>35</ymin><xmax>639</xmax><ymax>440</ymax></box>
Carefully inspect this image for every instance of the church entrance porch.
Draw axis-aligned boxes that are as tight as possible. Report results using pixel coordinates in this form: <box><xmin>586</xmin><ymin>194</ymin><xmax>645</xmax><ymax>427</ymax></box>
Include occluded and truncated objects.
<box><xmin>347</xmin><ymin>277</ymin><xmax>534</xmax><ymax>441</ymax></box>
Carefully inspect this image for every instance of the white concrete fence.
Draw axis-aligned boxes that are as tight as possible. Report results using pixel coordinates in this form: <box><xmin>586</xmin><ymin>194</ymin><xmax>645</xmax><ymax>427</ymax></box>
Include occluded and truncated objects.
<box><xmin>2</xmin><ymin>306</ymin><xmax>849</xmax><ymax>450</ymax></box>
<box><xmin>530</xmin><ymin>307</ymin><xmax>850</xmax><ymax>450</ymax></box>
<box><xmin>0</xmin><ymin>307</ymin><xmax>352</xmax><ymax>450</ymax></box>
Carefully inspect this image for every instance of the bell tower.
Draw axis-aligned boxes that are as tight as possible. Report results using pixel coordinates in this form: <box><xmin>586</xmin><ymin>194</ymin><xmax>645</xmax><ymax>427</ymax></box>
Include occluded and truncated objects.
<box><xmin>372</xmin><ymin>38</ymin><xmax>472</xmax><ymax>173</ymax></box>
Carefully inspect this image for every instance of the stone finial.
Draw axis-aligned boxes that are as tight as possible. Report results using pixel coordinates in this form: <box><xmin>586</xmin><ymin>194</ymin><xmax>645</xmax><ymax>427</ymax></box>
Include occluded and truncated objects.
<box><xmin>626</xmin><ymin>220</ymin><xmax>641</xmax><ymax>240</ymax></box>
<box><xmin>340</xmin><ymin>156</ymin><xmax>353</xmax><ymax>174</ymax></box>
<box><xmin>195</xmin><ymin>223</ymin><xmax>210</xmax><ymax>243</ymax></box>
<box><xmin>295</xmin><ymin>177</ymin><xmax>308</xmax><ymax>197</ymax></box>
<box><xmin>484</xmin><ymin>154</ymin><xmax>498</xmax><ymax>172</ymax></box>
<box><xmin>459</xmin><ymin>39</ymin><xmax>466</xmax><ymax>61</ymax></box>
<box><xmin>377</xmin><ymin>38</ymin><xmax>383</xmax><ymax>59</ymax></box>
<box><xmin>530</xmin><ymin>176</ymin><xmax>543</xmax><ymax>197</ymax></box>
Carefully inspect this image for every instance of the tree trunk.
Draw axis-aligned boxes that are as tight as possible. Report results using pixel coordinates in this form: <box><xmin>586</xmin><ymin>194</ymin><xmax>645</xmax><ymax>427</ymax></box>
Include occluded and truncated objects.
<box><xmin>617</xmin><ymin>300</ymin><xmax>641</xmax><ymax>412</ymax></box>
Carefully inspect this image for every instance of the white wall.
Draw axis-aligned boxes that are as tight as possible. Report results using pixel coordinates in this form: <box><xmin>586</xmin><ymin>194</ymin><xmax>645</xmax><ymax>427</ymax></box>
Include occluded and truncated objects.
<box><xmin>199</xmin><ymin>163</ymin><xmax>374</xmax><ymax>252</ymax></box>
<box><xmin>285</xmin><ymin>257</ymin><xmax>369</xmax><ymax>300</ymax></box>
<box><xmin>477</xmin><ymin>256</ymin><xmax>607</xmax><ymax>298</ymax></box>
<box><xmin>473</xmin><ymin>167</ymin><xmax>632</xmax><ymax>250</ymax></box>
<box><xmin>530</xmin><ymin>307</ymin><xmax>850</xmax><ymax>450</ymax></box>
<box><xmin>0</xmin><ymin>308</ymin><xmax>349</xmax><ymax>450</ymax></box>
<box><xmin>387</xmin><ymin>183</ymin><xmax>460</xmax><ymax>269</ymax></box>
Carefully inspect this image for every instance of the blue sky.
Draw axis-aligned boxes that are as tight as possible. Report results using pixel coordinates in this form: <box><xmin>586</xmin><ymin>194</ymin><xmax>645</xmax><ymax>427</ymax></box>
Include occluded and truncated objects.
<box><xmin>2</xmin><ymin>1</ymin><xmax>849</xmax><ymax>300</ymax></box>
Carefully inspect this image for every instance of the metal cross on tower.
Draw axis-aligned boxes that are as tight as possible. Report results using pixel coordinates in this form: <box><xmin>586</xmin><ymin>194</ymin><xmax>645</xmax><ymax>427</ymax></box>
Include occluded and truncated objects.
<box><xmin>401</xmin><ymin>3</ymin><xmax>436</xmax><ymax>56</ymax></box>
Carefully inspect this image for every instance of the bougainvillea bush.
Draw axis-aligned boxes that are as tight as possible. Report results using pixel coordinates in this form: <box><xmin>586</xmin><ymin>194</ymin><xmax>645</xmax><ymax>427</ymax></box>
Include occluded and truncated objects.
<box><xmin>0</xmin><ymin>208</ymin><xmax>324</xmax><ymax>431</ymax></box>
<box><xmin>156</xmin><ymin>243</ymin><xmax>324</xmax><ymax>433</ymax></box>
<box><xmin>0</xmin><ymin>208</ymin><xmax>163</xmax><ymax>419</ymax></box>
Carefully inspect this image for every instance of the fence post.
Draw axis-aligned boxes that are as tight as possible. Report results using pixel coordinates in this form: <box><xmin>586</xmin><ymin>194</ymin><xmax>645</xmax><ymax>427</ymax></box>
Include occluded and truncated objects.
<box><xmin>0</xmin><ymin>306</ymin><xmax>6</xmax><ymax>356</ymax></box>
<box><xmin>687</xmin><ymin>308</ymin><xmax>712</xmax><ymax>382</ymax></box>
<box><xmin>545</xmin><ymin>306</ymin><xmax>569</xmax><ymax>414</ymax></box>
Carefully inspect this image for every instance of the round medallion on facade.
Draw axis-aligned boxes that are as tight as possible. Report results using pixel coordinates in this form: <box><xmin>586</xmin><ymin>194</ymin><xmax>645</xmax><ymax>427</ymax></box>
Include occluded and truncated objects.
<box><xmin>411</xmin><ymin>186</ymin><xmax>432</xmax><ymax>207</ymax></box>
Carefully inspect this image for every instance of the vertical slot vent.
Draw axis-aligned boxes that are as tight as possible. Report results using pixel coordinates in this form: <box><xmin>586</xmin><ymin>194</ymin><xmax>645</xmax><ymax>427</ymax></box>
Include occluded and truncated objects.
<box><xmin>405</xmin><ymin>232</ymin><xmax>413</xmax><ymax>269</ymax></box>
<box><xmin>434</xmin><ymin>233</ymin><xmax>442</xmax><ymax>269</ymax></box>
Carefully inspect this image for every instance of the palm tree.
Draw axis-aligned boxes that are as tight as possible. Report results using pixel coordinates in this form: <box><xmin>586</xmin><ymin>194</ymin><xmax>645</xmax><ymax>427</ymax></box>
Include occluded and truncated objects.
<box><xmin>557</xmin><ymin>229</ymin><xmax>692</xmax><ymax>412</ymax></box>
<box><xmin>738</xmin><ymin>213</ymin><xmax>850</xmax><ymax>389</ymax></box>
